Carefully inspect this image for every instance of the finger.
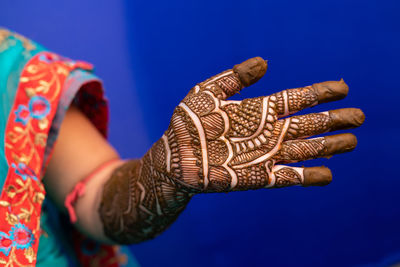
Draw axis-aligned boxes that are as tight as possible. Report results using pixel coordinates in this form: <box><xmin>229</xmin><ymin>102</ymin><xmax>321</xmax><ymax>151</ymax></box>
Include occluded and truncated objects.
<box><xmin>285</xmin><ymin>108</ymin><xmax>365</xmax><ymax>140</ymax></box>
<box><xmin>198</xmin><ymin>57</ymin><xmax>267</xmax><ymax>100</ymax></box>
<box><xmin>271</xmin><ymin>79</ymin><xmax>349</xmax><ymax>117</ymax></box>
<box><xmin>276</xmin><ymin>133</ymin><xmax>357</xmax><ymax>163</ymax></box>
<box><xmin>269</xmin><ymin>165</ymin><xmax>332</xmax><ymax>188</ymax></box>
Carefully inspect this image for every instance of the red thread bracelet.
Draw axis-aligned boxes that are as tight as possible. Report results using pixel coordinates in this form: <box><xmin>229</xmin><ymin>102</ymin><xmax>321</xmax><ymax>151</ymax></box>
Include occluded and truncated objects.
<box><xmin>64</xmin><ymin>158</ymin><xmax>121</xmax><ymax>223</ymax></box>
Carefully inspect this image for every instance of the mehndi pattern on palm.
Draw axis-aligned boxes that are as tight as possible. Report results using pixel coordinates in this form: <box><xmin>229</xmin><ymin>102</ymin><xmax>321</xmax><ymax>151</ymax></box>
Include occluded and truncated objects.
<box><xmin>161</xmin><ymin>57</ymin><xmax>364</xmax><ymax>192</ymax></box>
<box><xmin>99</xmin><ymin>57</ymin><xmax>365</xmax><ymax>244</ymax></box>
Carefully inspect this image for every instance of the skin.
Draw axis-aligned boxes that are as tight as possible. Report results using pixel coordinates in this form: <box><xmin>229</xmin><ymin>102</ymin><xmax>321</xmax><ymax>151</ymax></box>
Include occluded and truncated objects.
<box><xmin>44</xmin><ymin>57</ymin><xmax>365</xmax><ymax>244</ymax></box>
<box><xmin>43</xmin><ymin>105</ymin><xmax>121</xmax><ymax>242</ymax></box>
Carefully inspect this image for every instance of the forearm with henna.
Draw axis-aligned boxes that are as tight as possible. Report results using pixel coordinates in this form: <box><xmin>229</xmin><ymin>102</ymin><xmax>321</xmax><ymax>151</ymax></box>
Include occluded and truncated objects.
<box><xmin>99</xmin><ymin>140</ymin><xmax>192</xmax><ymax>244</ymax></box>
<box><xmin>99</xmin><ymin>57</ymin><xmax>365</xmax><ymax>244</ymax></box>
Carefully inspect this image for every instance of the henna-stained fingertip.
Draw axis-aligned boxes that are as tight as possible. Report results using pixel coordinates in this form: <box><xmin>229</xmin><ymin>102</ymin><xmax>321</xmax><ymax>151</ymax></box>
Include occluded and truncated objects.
<box><xmin>303</xmin><ymin>166</ymin><xmax>332</xmax><ymax>186</ymax></box>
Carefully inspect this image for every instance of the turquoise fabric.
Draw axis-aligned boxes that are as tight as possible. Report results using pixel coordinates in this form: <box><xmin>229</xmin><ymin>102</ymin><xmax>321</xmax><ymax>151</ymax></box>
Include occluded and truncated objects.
<box><xmin>0</xmin><ymin>28</ymin><xmax>70</xmax><ymax>267</ymax></box>
<box><xmin>0</xmin><ymin>29</ymin><xmax>45</xmax><ymax>187</ymax></box>
<box><xmin>37</xmin><ymin>201</ymin><xmax>72</xmax><ymax>267</ymax></box>
<box><xmin>0</xmin><ymin>29</ymin><xmax>139</xmax><ymax>267</ymax></box>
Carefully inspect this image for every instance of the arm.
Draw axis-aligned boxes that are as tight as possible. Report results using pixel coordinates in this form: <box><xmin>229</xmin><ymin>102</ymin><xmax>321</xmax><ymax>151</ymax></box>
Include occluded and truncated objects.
<box><xmin>99</xmin><ymin>57</ymin><xmax>364</xmax><ymax>244</ymax></box>
<box><xmin>43</xmin><ymin>105</ymin><xmax>121</xmax><ymax>243</ymax></box>
<box><xmin>44</xmin><ymin>57</ymin><xmax>365</xmax><ymax>245</ymax></box>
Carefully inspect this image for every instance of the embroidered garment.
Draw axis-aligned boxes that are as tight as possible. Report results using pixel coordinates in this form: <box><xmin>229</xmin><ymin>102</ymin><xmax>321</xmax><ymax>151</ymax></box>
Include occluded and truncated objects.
<box><xmin>0</xmin><ymin>28</ymin><xmax>138</xmax><ymax>266</ymax></box>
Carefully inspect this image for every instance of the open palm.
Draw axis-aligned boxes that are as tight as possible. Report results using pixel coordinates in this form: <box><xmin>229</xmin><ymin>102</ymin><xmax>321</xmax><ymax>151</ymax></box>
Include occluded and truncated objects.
<box><xmin>159</xmin><ymin>57</ymin><xmax>364</xmax><ymax>193</ymax></box>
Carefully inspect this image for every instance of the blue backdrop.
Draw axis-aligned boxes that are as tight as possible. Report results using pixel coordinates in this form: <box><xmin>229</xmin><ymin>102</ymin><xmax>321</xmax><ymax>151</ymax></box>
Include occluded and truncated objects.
<box><xmin>1</xmin><ymin>0</ymin><xmax>399</xmax><ymax>266</ymax></box>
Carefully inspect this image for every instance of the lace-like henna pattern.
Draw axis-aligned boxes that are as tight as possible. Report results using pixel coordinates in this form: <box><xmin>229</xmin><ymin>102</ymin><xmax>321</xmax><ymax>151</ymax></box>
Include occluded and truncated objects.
<box><xmin>99</xmin><ymin>142</ymin><xmax>191</xmax><ymax>244</ymax></box>
<box><xmin>198</xmin><ymin>70</ymin><xmax>243</xmax><ymax>99</ymax></box>
<box><xmin>234</xmin><ymin>163</ymin><xmax>270</xmax><ymax>190</ymax></box>
<box><xmin>276</xmin><ymin>138</ymin><xmax>327</xmax><ymax>163</ymax></box>
<box><xmin>272</xmin><ymin>86</ymin><xmax>319</xmax><ymax>116</ymax></box>
<box><xmin>222</xmin><ymin>97</ymin><xmax>264</xmax><ymax>138</ymax></box>
<box><xmin>274</xmin><ymin>167</ymin><xmax>302</xmax><ymax>187</ymax></box>
<box><xmin>183</xmin><ymin>92</ymin><xmax>215</xmax><ymax>116</ymax></box>
<box><xmin>99</xmin><ymin>57</ymin><xmax>364</xmax><ymax>244</ymax></box>
<box><xmin>286</xmin><ymin>113</ymin><xmax>331</xmax><ymax>140</ymax></box>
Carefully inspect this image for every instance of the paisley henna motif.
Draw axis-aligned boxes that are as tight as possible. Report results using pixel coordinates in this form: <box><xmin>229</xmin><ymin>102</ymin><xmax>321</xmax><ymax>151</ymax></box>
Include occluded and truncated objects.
<box><xmin>99</xmin><ymin>57</ymin><xmax>365</xmax><ymax>244</ymax></box>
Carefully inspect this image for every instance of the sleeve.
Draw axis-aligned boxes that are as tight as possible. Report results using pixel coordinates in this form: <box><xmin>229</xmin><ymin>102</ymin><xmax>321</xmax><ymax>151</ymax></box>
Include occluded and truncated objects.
<box><xmin>43</xmin><ymin>69</ymin><xmax>109</xmax><ymax>170</ymax></box>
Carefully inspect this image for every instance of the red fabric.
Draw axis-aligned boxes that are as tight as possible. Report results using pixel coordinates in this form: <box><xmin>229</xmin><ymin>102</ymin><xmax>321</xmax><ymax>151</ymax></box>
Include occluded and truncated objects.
<box><xmin>74</xmin><ymin>80</ymin><xmax>109</xmax><ymax>138</ymax></box>
<box><xmin>0</xmin><ymin>52</ymin><xmax>123</xmax><ymax>266</ymax></box>
<box><xmin>0</xmin><ymin>52</ymin><xmax>91</xmax><ymax>265</ymax></box>
<box><xmin>73</xmin><ymin>234</ymin><xmax>122</xmax><ymax>267</ymax></box>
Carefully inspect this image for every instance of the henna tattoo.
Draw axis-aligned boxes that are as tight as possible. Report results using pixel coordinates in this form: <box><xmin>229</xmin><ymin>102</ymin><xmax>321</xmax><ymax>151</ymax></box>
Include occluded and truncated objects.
<box><xmin>169</xmin><ymin>66</ymin><xmax>295</xmax><ymax>191</ymax></box>
<box><xmin>183</xmin><ymin>92</ymin><xmax>215</xmax><ymax>116</ymax></box>
<box><xmin>276</xmin><ymin>137</ymin><xmax>327</xmax><ymax>163</ymax></box>
<box><xmin>234</xmin><ymin>163</ymin><xmax>270</xmax><ymax>191</ymax></box>
<box><xmin>273</xmin><ymin>167</ymin><xmax>303</xmax><ymax>187</ymax></box>
<box><xmin>288</xmin><ymin>86</ymin><xmax>319</xmax><ymax>113</ymax></box>
<box><xmin>169</xmin><ymin>107</ymin><xmax>204</xmax><ymax>189</ymax></box>
<box><xmin>198</xmin><ymin>70</ymin><xmax>240</xmax><ymax>99</ymax></box>
<box><xmin>285</xmin><ymin>108</ymin><xmax>365</xmax><ymax>140</ymax></box>
<box><xmin>201</xmin><ymin>112</ymin><xmax>224</xmax><ymax>140</ymax></box>
<box><xmin>286</xmin><ymin>113</ymin><xmax>331</xmax><ymax>140</ymax></box>
<box><xmin>272</xmin><ymin>86</ymin><xmax>319</xmax><ymax>116</ymax></box>
<box><xmin>99</xmin><ymin>141</ymin><xmax>192</xmax><ymax>244</ymax></box>
<box><xmin>222</xmin><ymin>97</ymin><xmax>264</xmax><ymax>138</ymax></box>
<box><xmin>99</xmin><ymin>57</ymin><xmax>363</xmax><ymax>244</ymax></box>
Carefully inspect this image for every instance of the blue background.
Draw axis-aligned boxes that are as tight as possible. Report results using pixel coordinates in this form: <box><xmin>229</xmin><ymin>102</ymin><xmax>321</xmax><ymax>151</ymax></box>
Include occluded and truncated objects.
<box><xmin>1</xmin><ymin>0</ymin><xmax>399</xmax><ymax>266</ymax></box>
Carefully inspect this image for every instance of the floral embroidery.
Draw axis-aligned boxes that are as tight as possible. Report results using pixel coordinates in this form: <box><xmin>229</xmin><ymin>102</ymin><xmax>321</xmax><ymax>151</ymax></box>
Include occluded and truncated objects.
<box><xmin>0</xmin><ymin>28</ymin><xmax>36</xmax><ymax>54</ymax></box>
<box><xmin>0</xmin><ymin>232</ymin><xmax>12</xmax><ymax>256</ymax></box>
<box><xmin>14</xmin><ymin>105</ymin><xmax>30</xmax><ymax>126</ymax></box>
<box><xmin>0</xmin><ymin>223</ymin><xmax>34</xmax><ymax>256</ymax></box>
<box><xmin>10</xmin><ymin>223</ymin><xmax>34</xmax><ymax>250</ymax></box>
<box><xmin>28</xmin><ymin>96</ymin><xmax>50</xmax><ymax>120</ymax></box>
<box><xmin>14</xmin><ymin>96</ymin><xmax>51</xmax><ymax>126</ymax></box>
<box><xmin>2</xmin><ymin>38</ymin><xmax>116</xmax><ymax>265</ymax></box>
<box><xmin>11</xmin><ymin>163</ymin><xmax>38</xmax><ymax>182</ymax></box>
<box><xmin>1</xmin><ymin>51</ymin><xmax>93</xmax><ymax>266</ymax></box>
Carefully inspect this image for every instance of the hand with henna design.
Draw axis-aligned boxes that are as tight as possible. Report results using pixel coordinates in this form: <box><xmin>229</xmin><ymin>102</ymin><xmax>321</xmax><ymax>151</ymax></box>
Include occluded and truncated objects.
<box><xmin>99</xmin><ymin>57</ymin><xmax>365</xmax><ymax>244</ymax></box>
